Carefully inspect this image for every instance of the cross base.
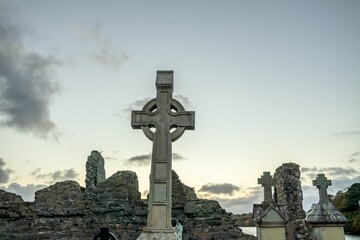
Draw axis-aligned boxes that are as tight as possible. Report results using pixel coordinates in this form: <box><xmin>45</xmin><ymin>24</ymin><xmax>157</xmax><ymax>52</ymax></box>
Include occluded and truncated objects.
<box><xmin>136</xmin><ymin>231</ymin><xmax>179</xmax><ymax>240</ymax></box>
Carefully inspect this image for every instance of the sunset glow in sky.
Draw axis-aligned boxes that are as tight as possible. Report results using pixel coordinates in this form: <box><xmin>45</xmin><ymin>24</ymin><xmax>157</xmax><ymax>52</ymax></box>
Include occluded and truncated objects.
<box><xmin>0</xmin><ymin>0</ymin><xmax>359</xmax><ymax>214</ymax></box>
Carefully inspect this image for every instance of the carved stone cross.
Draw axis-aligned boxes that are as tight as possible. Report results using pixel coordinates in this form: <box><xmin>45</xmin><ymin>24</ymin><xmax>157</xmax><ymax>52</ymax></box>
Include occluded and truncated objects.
<box><xmin>258</xmin><ymin>172</ymin><xmax>275</xmax><ymax>203</ymax></box>
<box><xmin>132</xmin><ymin>70</ymin><xmax>195</xmax><ymax>239</ymax></box>
<box><xmin>312</xmin><ymin>173</ymin><xmax>332</xmax><ymax>202</ymax></box>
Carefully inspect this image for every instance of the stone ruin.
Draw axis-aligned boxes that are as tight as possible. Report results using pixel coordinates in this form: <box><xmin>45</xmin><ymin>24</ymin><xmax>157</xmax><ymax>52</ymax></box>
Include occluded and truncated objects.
<box><xmin>273</xmin><ymin>163</ymin><xmax>311</xmax><ymax>240</ymax></box>
<box><xmin>85</xmin><ymin>150</ymin><xmax>106</xmax><ymax>189</ymax></box>
<box><xmin>0</xmin><ymin>155</ymin><xmax>344</xmax><ymax>240</ymax></box>
<box><xmin>0</xmin><ymin>151</ymin><xmax>255</xmax><ymax>240</ymax></box>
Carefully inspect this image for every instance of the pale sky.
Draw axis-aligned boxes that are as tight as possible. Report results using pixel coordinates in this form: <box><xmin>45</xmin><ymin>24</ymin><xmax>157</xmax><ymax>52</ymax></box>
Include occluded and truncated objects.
<box><xmin>0</xmin><ymin>0</ymin><xmax>359</xmax><ymax>214</ymax></box>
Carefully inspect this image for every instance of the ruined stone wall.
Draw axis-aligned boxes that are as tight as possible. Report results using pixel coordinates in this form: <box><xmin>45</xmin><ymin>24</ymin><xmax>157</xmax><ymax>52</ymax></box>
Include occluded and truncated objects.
<box><xmin>0</xmin><ymin>171</ymin><xmax>255</xmax><ymax>240</ymax></box>
<box><xmin>274</xmin><ymin>162</ymin><xmax>307</xmax><ymax>240</ymax></box>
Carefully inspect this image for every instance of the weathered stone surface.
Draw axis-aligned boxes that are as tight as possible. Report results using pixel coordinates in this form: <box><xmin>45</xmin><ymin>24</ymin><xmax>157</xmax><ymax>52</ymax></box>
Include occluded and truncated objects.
<box><xmin>274</xmin><ymin>163</ymin><xmax>306</xmax><ymax>240</ymax></box>
<box><xmin>253</xmin><ymin>171</ymin><xmax>288</xmax><ymax>240</ymax></box>
<box><xmin>253</xmin><ymin>203</ymin><xmax>288</xmax><ymax>226</ymax></box>
<box><xmin>85</xmin><ymin>150</ymin><xmax>106</xmax><ymax>188</ymax></box>
<box><xmin>306</xmin><ymin>174</ymin><xmax>347</xmax><ymax>230</ymax></box>
<box><xmin>0</xmin><ymin>170</ymin><xmax>255</xmax><ymax>240</ymax></box>
<box><xmin>35</xmin><ymin>181</ymin><xmax>87</xmax><ymax>217</ymax></box>
<box><xmin>306</xmin><ymin>202</ymin><xmax>348</xmax><ymax>224</ymax></box>
<box><xmin>274</xmin><ymin>163</ymin><xmax>306</xmax><ymax>221</ymax></box>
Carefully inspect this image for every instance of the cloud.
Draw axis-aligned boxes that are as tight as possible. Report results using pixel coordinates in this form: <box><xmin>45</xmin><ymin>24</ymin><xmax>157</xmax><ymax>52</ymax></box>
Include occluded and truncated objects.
<box><xmin>198</xmin><ymin>183</ymin><xmax>241</xmax><ymax>196</ymax></box>
<box><xmin>0</xmin><ymin>11</ymin><xmax>61</xmax><ymax>139</ymax></box>
<box><xmin>215</xmin><ymin>192</ymin><xmax>262</xmax><ymax>210</ymax></box>
<box><xmin>125</xmin><ymin>153</ymin><xmax>186</xmax><ymax>166</ymax></box>
<box><xmin>349</xmin><ymin>151</ymin><xmax>360</xmax><ymax>163</ymax></box>
<box><xmin>331</xmin><ymin>131</ymin><xmax>360</xmax><ymax>138</ymax></box>
<box><xmin>125</xmin><ymin>154</ymin><xmax>151</xmax><ymax>166</ymax></box>
<box><xmin>69</xmin><ymin>20</ymin><xmax>128</xmax><ymax>70</ymax></box>
<box><xmin>2</xmin><ymin>182</ymin><xmax>47</xmax><ymax>202</ymax></box>
<box><xmin>105</xmin><ymin>156</ymin><xmax>117</xmax><ymax>161</ymax></box>
<box><xmin>301</xmin><ymin>166</ymin><xmax>358</xmax><ymax>177</ymax></box>
<box><xmin>0</xmin><ymin>158</ymin><xmax>13</xmax><ymax>184</ymax></box>
<box><xmin>31</xmin><ymin>168</ymin><xmax>79</xmax><ymax>184</ymax></box>
<box><xmin>119</xmin><ymin>97</ymin><xmax>153</xmax><ymax>117</ymax></box>
<box><xmin>198</xmin><ymin>186</ymin><xmax>262</xmax><ymax>214</ymax></box>
<box><xmin>173</xmin><ymin>95</ymin><xmax>191</xmax><ymax>109</ymax></box>
<box><xmin>300</xmin><ymin>166</ymin><xmax>360</xmax><ymax>198</ymax></box>
<box><xmin>172</xmin><ymin>153</ymin><xmax>186</xmax><ymax>161</ymax></box>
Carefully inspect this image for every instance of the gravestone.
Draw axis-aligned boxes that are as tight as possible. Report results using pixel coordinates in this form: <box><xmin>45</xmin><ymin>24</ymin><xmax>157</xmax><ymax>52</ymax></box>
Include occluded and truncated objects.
<box><xmin>306</xmin><ymin>174</ymin><xmax>347</xmax><ymax>240</ymax></box>
<box><xmin>253</xmin><ymin>172</ymin><xmax>288</xmax><ymax>240</ymax></box>
<box><xmin>312</xmin><ymin>173</ymin><xmax>332</xmax><ymax>203</ymax></box>
<box><xmin>131</xmin><ymin>70</ymin><xmax>195</xmax><ymax>240</ymax></box>
<box><xmin>258</xmin><ymin>171</ymin><xmax>275</xmax><ymax>203</ymax></box>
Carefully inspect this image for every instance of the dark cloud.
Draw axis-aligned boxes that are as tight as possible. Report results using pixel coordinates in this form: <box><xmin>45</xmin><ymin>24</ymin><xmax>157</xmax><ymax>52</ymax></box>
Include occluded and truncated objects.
<box><xmin>2</xmin><ymin>182</ymin><xmax>47</xmax><ymax>202</ymax></box>
<box><xmin>349</xmin><ymin>151</ymin><xmax>360</xmax><ymax>163</ymax></box>
<box><xmin>0</xmin><ymin>12</ymin><xmax>61</xmax><ymax>138</ymax></box>
<box><xmin>350</xmin><ymin>151</ymin><xmax>360</xmax><ymax>156</ymax></box>
<box><xmin>0</xmin><ymin>158</ymin><xmax>13</xmax><ymax>184</ymax></box>
<box><xmin>69</xmin><ymin>20</ymin><xmax>128</xmax><ymax>70</ymax></box>
<box><xmin>31</xmin><ymin>168</ymin><xmax>79</xmax><ymax>184</ymax></box>
<box><xmin>198</xmin><ymin>183</ymin><xmax>241</xmax><ymax>196</ymax></box>
<box><xmin>94</xmin><ymin>49</ymin><xmax>129</xmax><ymax>70</ymax></box>
<box><xmin>300</xmin><ymin>166</ymin><xmax>360</xmax><ymax>199</ymax></box>
<box><xmin>125</xmin><ymin>153</ymin><xmax>186</xmax><ymax>166</ymax></box>
<box><xmin>331</xmin><ymin>131</ymin><xmax>360</xmax><ymax>138</ymax></box>
<box><xmin>301</xmin><ymin>166</ymin><xmax>358</xmax><ymax>177</ymax></box>
<box><xmin>125</xmin><ymin>154</ymin><xmax>151</xmax><ymax>166</ymax></box>
<box><xmin>172</xmin><ymin>153</ymin><xmax>186</xmax><ymax>161</ymax></box>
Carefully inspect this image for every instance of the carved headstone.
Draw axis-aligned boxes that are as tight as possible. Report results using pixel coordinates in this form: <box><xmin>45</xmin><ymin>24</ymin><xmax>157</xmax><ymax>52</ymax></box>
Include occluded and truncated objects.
<box><xmin>253</xmin><ymin>172</ymin><xmax>288</xmax><ymax>240</ymax></box>
<box><xmin>258</xmin><ymin>171</ymin><xmax>275</xmax><ymax>203</ymax></box>
<box><xmin>85</xmin><ymin>150</ymin><xmax>106</xmax><ymax>188</ymax></box>
<box><xmin>312</xmin><ymin>173</ymin><xmax>331</xmax><ymax>203</ymax></box>
<box><xmin>131</xmin><ymin>70</ymin><xmax>195</xmax><ymax>240</ymax></box>
<box><xmin>306</xmin><ymin>174</ymin><xmax>347</xmax><ymax>240</ymax></box>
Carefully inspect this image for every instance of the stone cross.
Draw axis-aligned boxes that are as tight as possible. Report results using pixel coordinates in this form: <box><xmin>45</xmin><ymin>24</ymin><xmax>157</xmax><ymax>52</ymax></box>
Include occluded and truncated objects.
<box><xmin>132</xmin><ymin>70</ymin><xmax>195</xmax><ymax>239</ymax></box>
<box><xmin>258</xmin><ymin>171</ymin><xmax>275</xmax><ymax>203</ymax></box>
<box><xmin>312</xmin><ymin>173</ymin><xmax>332</xmax><ymax>202</ymax></box>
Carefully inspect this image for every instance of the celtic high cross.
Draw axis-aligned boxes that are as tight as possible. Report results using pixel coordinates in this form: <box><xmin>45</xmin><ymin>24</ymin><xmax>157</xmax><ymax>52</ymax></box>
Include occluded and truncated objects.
<box><xmin>258</xmin><ymin>171</ymin><xmax>275</xmax><ymax>203</ymax></box>
<box><xmin>312</xmin><ymin>173</ymin><xmax>332</xmax><ymax>202</ymax></box>
<box><xmin>132</xmin><ymin>71</ymin><xmax>195</xmax><ymax>239</ymax></box>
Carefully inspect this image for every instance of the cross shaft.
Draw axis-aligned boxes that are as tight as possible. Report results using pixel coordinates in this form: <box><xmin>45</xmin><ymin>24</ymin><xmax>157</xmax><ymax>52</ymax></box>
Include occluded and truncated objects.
<box><xmin>131</xmin><ymin>71</ymin><xmax>194</xmax><ymax>238</ymax></box>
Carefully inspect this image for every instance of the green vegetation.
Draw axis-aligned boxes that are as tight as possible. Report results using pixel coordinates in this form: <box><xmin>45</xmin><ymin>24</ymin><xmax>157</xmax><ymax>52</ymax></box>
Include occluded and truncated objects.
<box><xmin>232</xmin><ymin>213</ymin><xmax>255</xmax><ymax>227</ymax></box>
<box><xmin>331</xmin><ymin>183</ymin><xmax>360</xmax><ymax>235</ymax></box>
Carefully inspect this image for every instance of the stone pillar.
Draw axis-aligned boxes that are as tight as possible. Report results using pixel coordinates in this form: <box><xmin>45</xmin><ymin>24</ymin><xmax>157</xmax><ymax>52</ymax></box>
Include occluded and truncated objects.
<box><xmin>85</xmin><ymin>150</ymin><xmax>106</xmax><ymax>189</ymax></box>
<box><xmin>253</xmin><ymin>172</ymin><xmax>288</xmax><ymax>240</ymax></box>
<box><xmin>305</xmin><ymin>174</ymin><xmax>348</xmax><ymax>240</ymax></box>
<box><xmin>274</xmin><ymin>163</ymin><xmax>306</xmax><ymax>221</ymax></box>
<box><xmin>274</xmin><ymin>163</ymin><xmax>306</xmax><ymax>240</ymax></box>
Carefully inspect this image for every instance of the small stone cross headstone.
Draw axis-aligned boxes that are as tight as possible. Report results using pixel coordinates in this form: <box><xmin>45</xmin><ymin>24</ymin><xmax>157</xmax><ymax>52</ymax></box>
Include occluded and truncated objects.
<box><xmin>258</xmin><ymin>171</ymin><xmax>275</xmax><ymax>203</ymax></box>
<box><xmin>132</xmin><ymin>70</ymin><xmax>195</xmax><ymax>239</ymax></box>
<box><xmin>312</xmin><ymin>173</ymin><xmax>331</xmax><ymax>202</ymax></box>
